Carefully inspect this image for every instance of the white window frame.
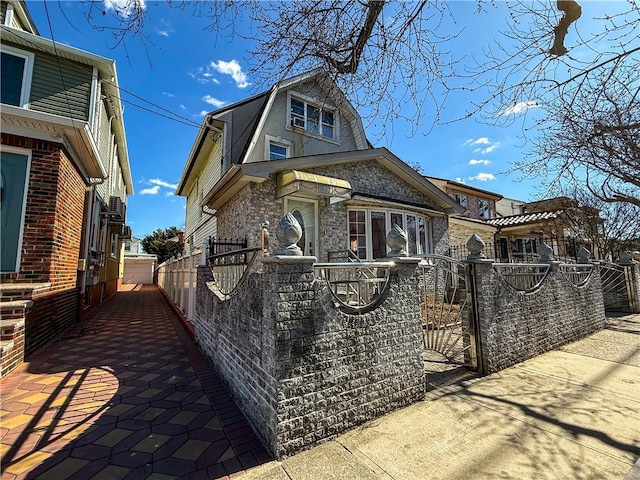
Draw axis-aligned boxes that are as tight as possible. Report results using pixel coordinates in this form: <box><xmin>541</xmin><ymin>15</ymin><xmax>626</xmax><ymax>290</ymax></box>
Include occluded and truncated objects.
<box><xmin>286</xmin><ymin>91</ymin><xmax>340</xmax><ymax>143</ymax></box>
<box><xmin>347</xmin><ymin>207</ymin><xmax>432</xmax><ymax>259</ymax></box>
<box><xmin>265</xmin><ymin>135</ymin><xmax>291</xmax><ymax>160</ymax></box>
<box><xmin>0</xmin><ymin>145</ymin><xmax>32</xmax><ymax>273</ymax></box>
<box><xmin>110</xmin><ymin>233</ymin><xmax>119</xmax><ymax>258</ymax></box>
<box><xmin>1</xmin><ymin>45</ymin><xmax>34</xmax><ymax>108</ymax></box>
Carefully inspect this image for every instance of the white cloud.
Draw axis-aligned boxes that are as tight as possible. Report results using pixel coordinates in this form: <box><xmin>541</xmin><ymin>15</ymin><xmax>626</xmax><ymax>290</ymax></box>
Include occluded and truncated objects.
<box><xmin>469</xmin><ymin>173</ymin><xmax>496</xmax><ymax>182</ymax></box>
<box><xmin>162</xmin><ymin>92</ymin><xmax>175</xmax><ymax>98</ymax></box>
<box><xmin>165</xmin><ymin>191</ymin><xmax>175</xmax><ymax>197</ymax></box>
<box><xmin>157</xmin><ymin>30</ymin><xmax>170</xmax><ymax>37</ymax></box>
<box><xmin>464</xmin><ymin>137</ymin><xmax>490</xmax><ymax>146</ymax></box>
<box><xmin>482</xmin><ymin>143</ymin><xmax>500</xmax><ymax>154</ymax></box>
<box><xmin>198</xmin><ymin>110</ymin><xmax>209</xmax><ymax>117</ymax></box>
<box><xmin>103</xmin><ymin>0</ymin><xmax>145</xmax><ymax>17</ymax></box>
<box><xmin>140</xmin><ymin>185</ymin><xmax>160</xmax><ymax>195</ymax></box>
<box><xmin>210</xmin><ymin>60</ymin><xmax>250</xmax><ymax>88</ymax></box>
<box><xmin>202</xmin><ymin>95</ymin><xmax>227</xmax><ymax>109</ymax></box>
<box><xmin>500</xmin><ymin>100</ymin><xmax>539</xmax><ymax>116</ymax></box>
<box><xmin>149</xmin><ymin>178</ymin><xmax>178</xmax><ymax>189</ymax></box>
<box><xmin>472</xmin><ymin>141</ymin><xmax>501</xmax><ymax>155</ymax></box>
<box><xmin>455</xmin><ymin>177</ymin><xmax>466</xmax><ymax>184</ymax></box>
<box><xmin>179</xmin><ymin>104</ymin><xmax>186</xmax><ymax>110</ymax></box>
<box><xmin>468</xmin><ymin>159</ymin><xmax>491</xmax><ymax>165</ymax></box>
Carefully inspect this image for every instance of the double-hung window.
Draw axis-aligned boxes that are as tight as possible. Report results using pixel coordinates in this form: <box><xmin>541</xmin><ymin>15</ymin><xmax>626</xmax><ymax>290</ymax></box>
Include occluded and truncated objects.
<box><xmin>348</xmin><ymin>208</ymin><xmax>432</xmax><ymax>260</ymax></box>
<box><xmin>1</xmin><ymin>47</ymin><xmax>33</xmax><ymax>107</ymax></box>
<box><xmin>265</xmin><ymin>135</ymin><xmax>291</xmax><ymax>160</ymax></box>
<box><xmin>289</xmin><ymin>95</ymin><xmax>335</xmax><ymax>140</ymax></box>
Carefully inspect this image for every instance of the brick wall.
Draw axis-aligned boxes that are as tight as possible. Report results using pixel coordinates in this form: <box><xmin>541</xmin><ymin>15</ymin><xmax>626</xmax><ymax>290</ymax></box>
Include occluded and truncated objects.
<box><xmin>470</xmin><ymin>259</ymin><xmax>606</xmax><ymax>374</ymax></box>
<box><xmin>194</xmin><ymin>257</ymin><xmax>425</xmax><ymax>458</ymax></box>
<box><xmin>1</xmin><ymin>133</ymin><xmax>86</xmax><ymax>357</ymax></box>
<box><xmin>448</xmin><ymin>220</ymin><xmax>495</xmax><ymax>250</ymax></box>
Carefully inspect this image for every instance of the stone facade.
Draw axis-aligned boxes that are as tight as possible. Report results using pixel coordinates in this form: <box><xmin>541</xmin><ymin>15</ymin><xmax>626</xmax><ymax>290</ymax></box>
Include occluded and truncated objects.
<box><xmin>194</xmin><ymin>256</ymin><xmax>425</xmax><ymax>458</ymax></box>
<box><xmin>469</xmin><ymin>259</ymin><xmax>606</xmax><ymax>374</ymax></box>
<box><xmin>215</xmin><ymin>160</ymin><xmax>450</xmax><ymax>261</ymax></box>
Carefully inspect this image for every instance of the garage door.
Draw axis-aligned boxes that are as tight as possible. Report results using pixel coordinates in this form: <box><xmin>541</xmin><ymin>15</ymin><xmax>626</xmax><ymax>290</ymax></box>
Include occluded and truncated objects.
<box><xmin>123</xmin><ymin>259</ymin><xmax>154</xmax><ymax>284</ymax></box>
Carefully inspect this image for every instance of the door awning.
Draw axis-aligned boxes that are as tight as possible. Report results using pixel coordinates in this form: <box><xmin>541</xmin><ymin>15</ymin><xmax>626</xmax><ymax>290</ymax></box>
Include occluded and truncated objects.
<box><xmin>277</xmin><ymin>170</ymin><xmax>352</xmax><ymax>200</ymax></box>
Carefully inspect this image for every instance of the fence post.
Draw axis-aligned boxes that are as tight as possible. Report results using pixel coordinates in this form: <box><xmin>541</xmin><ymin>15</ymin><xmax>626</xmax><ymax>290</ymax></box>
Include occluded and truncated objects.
<box><xmin>465</xmin><ymin>233</ymin><xmax>492</xmax><ymax>374</ymax></box>
<box><xmin>201</xmin><ymin>239</ymin><xmax>208</xmax><ymax>266</ymax></box>
<box><xmin>619</xmin><ymin>251</ymin><xmax>640</xmax><ymax>313</ymax></box>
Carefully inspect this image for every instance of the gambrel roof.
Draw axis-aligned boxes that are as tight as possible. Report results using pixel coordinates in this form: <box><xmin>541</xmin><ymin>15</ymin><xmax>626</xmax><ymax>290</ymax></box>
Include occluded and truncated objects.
<box><xmin>177</xmin><ymin>69</ymin><xmax>368</xmax><ymax>196</ymax></box>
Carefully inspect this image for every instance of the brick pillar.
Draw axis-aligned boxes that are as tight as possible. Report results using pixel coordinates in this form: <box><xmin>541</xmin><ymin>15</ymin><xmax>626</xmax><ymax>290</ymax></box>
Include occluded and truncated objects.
<box><xmin>262</xmin><ymin>255</ymin><xmax>424</xmax><ymax>458</ymax></box>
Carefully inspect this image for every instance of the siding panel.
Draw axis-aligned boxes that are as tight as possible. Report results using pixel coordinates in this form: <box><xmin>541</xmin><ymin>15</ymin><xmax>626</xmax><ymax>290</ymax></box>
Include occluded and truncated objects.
<box><xmin>29</xmin><ymin>53</ymin><xmax>92</xmax><ymax>121</ymax></box>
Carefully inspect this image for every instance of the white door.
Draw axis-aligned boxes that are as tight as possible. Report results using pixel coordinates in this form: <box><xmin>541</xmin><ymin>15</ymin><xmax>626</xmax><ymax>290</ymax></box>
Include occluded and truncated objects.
<box><xmin>285</xmin><ymin>197</ymin><xmax>318</xmax><ymax>256</ymax></box>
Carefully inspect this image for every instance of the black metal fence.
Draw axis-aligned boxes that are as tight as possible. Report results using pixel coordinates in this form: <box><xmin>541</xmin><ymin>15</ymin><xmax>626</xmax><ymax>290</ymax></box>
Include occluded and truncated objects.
<box><xmin>448</xmin><ymin>237</ymin><xmax>603</xmax><ymax>264</ymax></box>
<box><xmin>207</xmin><ymin>237</ymin><xmax>247</xmax><ymax>257</ymax></box>
<box><xmin>448</xmin><ymin>242</ymin><xmax>496</xmax><ymax>262</ymax></box>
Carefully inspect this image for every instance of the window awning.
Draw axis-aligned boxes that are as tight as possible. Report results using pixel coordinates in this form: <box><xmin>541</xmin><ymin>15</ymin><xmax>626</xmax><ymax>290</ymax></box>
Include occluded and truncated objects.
<box><xmin>276</xmin><ymin>170</ymin><xmax>352</xmax><ymax>200</ymax></box>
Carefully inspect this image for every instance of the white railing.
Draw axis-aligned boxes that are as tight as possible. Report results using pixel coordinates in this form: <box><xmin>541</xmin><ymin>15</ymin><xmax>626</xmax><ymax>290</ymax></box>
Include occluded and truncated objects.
<box><xmin>156</xmin><ymin>250</ymin><xmax>200</xmax><ymax>322</ymax></box>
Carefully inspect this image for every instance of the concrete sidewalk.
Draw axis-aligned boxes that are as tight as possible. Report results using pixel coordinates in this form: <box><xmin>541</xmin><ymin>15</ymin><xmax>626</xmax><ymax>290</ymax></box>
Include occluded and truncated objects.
<box><xmin>239</xmin><ymin>313</ymin><xmax>640</xmax><ymax>480</ymax></box>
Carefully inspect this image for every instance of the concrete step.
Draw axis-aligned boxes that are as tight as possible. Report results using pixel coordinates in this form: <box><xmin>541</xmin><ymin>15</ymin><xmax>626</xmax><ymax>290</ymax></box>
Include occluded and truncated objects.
<box><xmin>0</xmin><ymin>282</ymin><xmax>50</xmax><ymax>301</ymax></box>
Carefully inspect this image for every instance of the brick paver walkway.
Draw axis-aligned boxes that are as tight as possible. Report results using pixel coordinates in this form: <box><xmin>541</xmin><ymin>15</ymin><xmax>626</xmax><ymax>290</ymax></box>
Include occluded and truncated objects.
<box><xmin>0</xmin><ymin>285</ymin><xmax>271</xmax><ymax>479</ymax></box>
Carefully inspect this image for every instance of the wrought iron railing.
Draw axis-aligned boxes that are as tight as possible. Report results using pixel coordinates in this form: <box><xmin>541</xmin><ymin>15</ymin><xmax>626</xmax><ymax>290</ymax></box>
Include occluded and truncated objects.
<box><xmin>314</xmin><ymin>261</ymin><xmax>394</xmax><ymax>313</ymax></box>
<box><xmin>492</xmin><ymin>263</ymin><xmax>551</xmax><ymax>292</ymax></box>
<box><xmin>598</xmin><ymin>261</ymin><xmax>632</xmax><ymax>311</ymax></box>
<box><xmin>207</xmin><ymin>246</ymin><xmax>261</xmax><ymax>297</ymax></box>
<box><xmin>558</xmin><ymin>264</ymin><xmax>595</xmax><ymax>287</ymax></box>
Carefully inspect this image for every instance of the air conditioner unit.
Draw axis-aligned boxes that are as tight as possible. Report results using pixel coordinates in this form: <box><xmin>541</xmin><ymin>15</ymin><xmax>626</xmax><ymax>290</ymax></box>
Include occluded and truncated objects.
<box><xmin>121</xmin><ymin>225</ymin><xmax>132</xmax><ymax>240</ymax></box>
<box><xmin>108</xmin><ymin>196</ymin><xmax>126</xmax><ymax>223</ymax></box>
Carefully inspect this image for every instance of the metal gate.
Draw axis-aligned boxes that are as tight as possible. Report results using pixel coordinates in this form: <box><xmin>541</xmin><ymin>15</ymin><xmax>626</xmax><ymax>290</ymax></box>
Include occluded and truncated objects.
<box><xmin>418</xmin><ymin>255</ymin><xmax>478</xmax><ymax>372</ymax></box>
<box><xmin>599</xmin><ymin>261</ymin><xmax>635</xmax><ymax>312</ymax></box>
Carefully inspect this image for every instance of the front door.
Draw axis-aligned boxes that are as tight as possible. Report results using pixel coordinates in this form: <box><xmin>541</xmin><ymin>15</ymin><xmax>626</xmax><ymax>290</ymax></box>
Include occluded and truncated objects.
<box><xmin>285</xmin><ymin>197</ymin><xmax>318</xmax><ymax>256</ymax></box>
<box><xmin>1</xmin><ymin>150</ymin><xmax>30</xmax><ymax>272</ymax></box>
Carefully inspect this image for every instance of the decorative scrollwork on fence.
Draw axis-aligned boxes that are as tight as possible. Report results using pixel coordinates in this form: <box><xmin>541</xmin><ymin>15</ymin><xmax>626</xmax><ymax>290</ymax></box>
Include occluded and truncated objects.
<box><xmin>559</xmin><ymin>264</ymin><xmax>594</xmax><ymax>287</ymax></box>
<box><xmin>492</xmin><ymin>263</ymin><xmax>551</xmax><ymax>292</ymax></box>
<box><xmin>207</xmin><ymin>247</ymin><xmax>261</xmax><ymax>298</ymax></box>
<box><xmin>314</xmin><ymin>262</ymin><xmax>393</xmax><ymax>313</ymax></box>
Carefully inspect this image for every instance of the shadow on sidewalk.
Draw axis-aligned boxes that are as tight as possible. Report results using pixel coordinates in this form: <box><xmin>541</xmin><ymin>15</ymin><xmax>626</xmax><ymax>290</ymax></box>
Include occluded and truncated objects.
<box><xmin>1</xmin><ymin>285</ymin><xmax>271</xmax><ymax>479</ymax></box>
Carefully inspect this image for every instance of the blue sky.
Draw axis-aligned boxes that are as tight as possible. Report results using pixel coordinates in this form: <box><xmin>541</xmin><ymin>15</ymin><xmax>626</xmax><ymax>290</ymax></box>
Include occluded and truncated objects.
<box><xmin>25</xmin><ymin>1</ymin><xmax>611</xmax><ymax>238</ymax></box>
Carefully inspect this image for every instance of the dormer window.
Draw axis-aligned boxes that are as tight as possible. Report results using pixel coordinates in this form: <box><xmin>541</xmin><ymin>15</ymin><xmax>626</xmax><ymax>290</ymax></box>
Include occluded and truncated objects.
<box><xmin>289</xmin><ymin>96</ymin><xmax>335</xmax><ymax>140</ymax></box>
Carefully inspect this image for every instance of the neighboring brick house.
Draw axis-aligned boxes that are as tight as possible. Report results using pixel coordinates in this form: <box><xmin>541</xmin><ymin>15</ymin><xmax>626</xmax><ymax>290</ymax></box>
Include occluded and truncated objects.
<box><xmin>0</xmin><ymin>0</ymin><xmax>133</xmax><ymax>376</ymax></box>
<box><xmin>425</xmin><ymin>177</ymin><xmax>502</xmax><ymax>254</ymax></box>
<box><xmin>177</xmin><ymin>69</ymin><xmax>463</xmax><ymax>262</ymax></box>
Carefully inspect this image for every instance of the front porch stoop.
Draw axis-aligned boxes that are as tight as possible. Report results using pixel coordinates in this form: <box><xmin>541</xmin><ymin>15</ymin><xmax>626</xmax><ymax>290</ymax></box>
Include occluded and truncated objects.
<box><xmin>0</xmin><ymin>283</ymin><xmax>50</xmax><ymax>378</ymax></box>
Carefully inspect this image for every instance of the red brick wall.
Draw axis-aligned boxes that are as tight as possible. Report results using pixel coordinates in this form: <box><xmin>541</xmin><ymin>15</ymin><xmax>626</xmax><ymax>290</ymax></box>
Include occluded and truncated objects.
<box><xmin>1</xmin><ymin>133</ymin><xmax>87</xmax><ymax>356</ymax></box>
